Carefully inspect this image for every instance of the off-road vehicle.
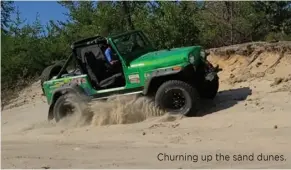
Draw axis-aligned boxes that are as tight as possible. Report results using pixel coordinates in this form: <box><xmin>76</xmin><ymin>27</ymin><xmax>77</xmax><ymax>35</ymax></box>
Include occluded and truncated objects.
<box><xmin>41</xmin><ymin>30</ymin><xmax>222</xmax><ymax>122</ymax></box>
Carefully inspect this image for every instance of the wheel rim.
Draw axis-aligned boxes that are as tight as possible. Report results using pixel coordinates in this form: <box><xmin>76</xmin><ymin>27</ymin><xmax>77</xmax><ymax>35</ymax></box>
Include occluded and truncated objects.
<box><xmin>58</xmin><ymin>101</ymin><xmax>75</xmax><ymax>118</ymax></box>
<box><xmin>163</xmin><ymin>89</ymin><xmax>187</xmax><ymax>112</ymax></box>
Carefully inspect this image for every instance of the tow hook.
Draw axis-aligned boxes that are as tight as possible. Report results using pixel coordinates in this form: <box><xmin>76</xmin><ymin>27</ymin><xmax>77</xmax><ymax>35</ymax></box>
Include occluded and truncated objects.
<box><xmin>205</xmin><ymin>65</ymin><xmax>222</xmax><ymax>81</ymax></box>
<box><xmin>214</xmin><ymin>65</ymin><xmax>223</xmax><ymax>73</ymax></box>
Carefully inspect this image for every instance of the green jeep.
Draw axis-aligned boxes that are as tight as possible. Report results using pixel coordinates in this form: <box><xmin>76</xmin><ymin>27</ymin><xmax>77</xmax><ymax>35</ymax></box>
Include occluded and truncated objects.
<box><xmin>41</xmin><ymin>30</ymin><xmax>222</xmax><ymax>122</ymax></box>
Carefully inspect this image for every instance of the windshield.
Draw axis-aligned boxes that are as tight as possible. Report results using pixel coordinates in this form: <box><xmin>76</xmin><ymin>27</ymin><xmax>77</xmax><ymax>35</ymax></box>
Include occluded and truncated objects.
<box><xmin>112</xmin><ymin>32</ymin><xmax>154</xmax><ymax>61</ymax></box>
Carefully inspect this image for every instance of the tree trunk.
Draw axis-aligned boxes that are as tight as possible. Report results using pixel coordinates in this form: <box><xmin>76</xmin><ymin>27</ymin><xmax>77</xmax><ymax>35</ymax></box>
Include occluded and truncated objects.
<box><xmin>225</xmin><ymin>2</ymin><xmax>233</xmax><ymax>45</ymax></box>
<box><xmin>122</xmin><ymin>1</ymin><xmax>135</xmax><ymax>31</ymax></box>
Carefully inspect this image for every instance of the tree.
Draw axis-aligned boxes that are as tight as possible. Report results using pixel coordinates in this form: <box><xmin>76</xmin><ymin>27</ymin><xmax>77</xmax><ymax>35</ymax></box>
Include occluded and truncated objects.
<box><xmin>252</xmin><ymin>2</ymin><xmax>291</xmax><ymax>40</ymax></box>
<box><xmin>122</xmin><ymin>1</ymin><xmax>135</xmax><ymax>30</ymax></box>
<box><xmin>1</xmin><ymin>1</ymin><xmax>14</xmax><ymax>33</ymax></box>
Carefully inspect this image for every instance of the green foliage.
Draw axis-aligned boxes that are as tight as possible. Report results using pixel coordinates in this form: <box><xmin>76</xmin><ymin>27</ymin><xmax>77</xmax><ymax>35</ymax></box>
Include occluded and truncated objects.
<box><xmin>265</xmin><ymin>32</ymin><xmax>291</xmax><ymax>42</ymax></box>
<box><xmin>253</xmin><ymin>2</ymin><xmax>291</xmax><ymax>34</ymax></box>
<box><xmin>1</xmin><ymin>1</ymin><xmax>291</xmax><ymax>91</ymax></box>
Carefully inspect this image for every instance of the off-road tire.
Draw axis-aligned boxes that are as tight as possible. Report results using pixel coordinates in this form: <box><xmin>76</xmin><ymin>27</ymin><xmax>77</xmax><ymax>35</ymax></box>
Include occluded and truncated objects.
<box><xmin>40</xmin><ymin>62</ymin><xmax>65</xmax><ymax>94</ymax></box>
<box><xmin>53</xmin><ymin>93</ymin><xmax>92</xmax><ymax>123</ymax></box>
<box><xmin>155</xmin><ymin>80</ymin><xmax>200</xmax><ymax>116</ymax></box>
<box><xmin>199</xmin><ymin>76</ymin><xmax>219</xmax><ymax>99</ymax></box>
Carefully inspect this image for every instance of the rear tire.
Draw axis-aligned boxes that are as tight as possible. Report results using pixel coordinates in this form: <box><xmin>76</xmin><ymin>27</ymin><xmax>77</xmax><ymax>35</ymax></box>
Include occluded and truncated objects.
<box><xmin>53</xmin><ymin>93</ymin><xmax>92</xmax><ymax>123</ymax></box>
<box><xmin>155</xmin><ymin>80</ymin><xmax>200</xmax><ymax>116</ymax></box>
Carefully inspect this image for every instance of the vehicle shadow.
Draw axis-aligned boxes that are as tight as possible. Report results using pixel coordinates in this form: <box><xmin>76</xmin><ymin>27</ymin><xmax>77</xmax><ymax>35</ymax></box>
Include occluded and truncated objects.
<box><xmin>195</xmin><ymin>87</ymin><xmax>252</xmax><ymax>117</ymax></box>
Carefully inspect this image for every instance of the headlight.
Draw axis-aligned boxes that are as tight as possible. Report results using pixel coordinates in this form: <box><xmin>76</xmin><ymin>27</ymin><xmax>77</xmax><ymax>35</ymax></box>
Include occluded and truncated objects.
<box><xmin>189</xmin><ymin>55</ymin><xmax>195</xmax><ymax>64</ymax></box>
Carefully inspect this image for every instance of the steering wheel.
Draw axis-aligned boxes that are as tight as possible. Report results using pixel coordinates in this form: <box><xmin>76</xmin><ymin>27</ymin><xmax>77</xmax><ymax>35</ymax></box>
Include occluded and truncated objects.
<box><xmin>73</xmin><ymin>68</ymin><xmax>81</xmax><ymax>75</ymax></box>
<box><xmin>130</xmin><ymin>42</ymin><xmax>141</xmax><ymax>52</ymax></box>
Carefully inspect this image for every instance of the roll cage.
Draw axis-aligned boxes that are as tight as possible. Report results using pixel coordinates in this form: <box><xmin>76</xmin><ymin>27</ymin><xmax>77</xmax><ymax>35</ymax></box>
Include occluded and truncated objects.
<box><xmin>55</xmin><ymin>30</ymin><xmax>154</xmax><ymax>80</ymax></box>
<box><xmin>56</xmin><ymin>35</ymin><xmax>108</xmax><ymax>78</ymax></box>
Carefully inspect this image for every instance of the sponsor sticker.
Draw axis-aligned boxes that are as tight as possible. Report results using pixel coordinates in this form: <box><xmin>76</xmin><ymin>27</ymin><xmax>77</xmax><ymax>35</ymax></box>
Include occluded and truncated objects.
<box><xmin>129</xmin><ymin>74</ymin><xmax>140</xmax><ymax>83</ymax></box>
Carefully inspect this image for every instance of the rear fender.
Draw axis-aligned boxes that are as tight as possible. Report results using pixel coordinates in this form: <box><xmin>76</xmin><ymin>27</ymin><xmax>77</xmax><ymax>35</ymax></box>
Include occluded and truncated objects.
<box><xmin>47</xmin><ymin>83</ymin><xmax>90</xmax><ymax>120</ymax></box>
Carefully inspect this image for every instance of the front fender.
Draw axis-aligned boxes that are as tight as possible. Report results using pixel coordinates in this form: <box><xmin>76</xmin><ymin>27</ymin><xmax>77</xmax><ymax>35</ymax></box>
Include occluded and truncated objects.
<box><xmin>143</xmin><ymin>66</ymin><xmax>184</xmax><ymax>95</ymax></box>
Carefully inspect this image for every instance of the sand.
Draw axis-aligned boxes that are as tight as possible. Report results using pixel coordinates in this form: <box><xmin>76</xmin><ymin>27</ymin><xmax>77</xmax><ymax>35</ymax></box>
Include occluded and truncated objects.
<box><xmin>1</xmin><ymin>42</ymin><xmax>291</xmax><ymax>168</ymax></box>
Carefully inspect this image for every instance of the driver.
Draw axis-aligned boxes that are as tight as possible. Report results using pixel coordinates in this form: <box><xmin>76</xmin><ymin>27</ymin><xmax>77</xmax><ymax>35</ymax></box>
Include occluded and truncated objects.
<box><xmin>105</xmin><ymin>44</ymin><xmax>118</xmax><ymax>65</ymax></box>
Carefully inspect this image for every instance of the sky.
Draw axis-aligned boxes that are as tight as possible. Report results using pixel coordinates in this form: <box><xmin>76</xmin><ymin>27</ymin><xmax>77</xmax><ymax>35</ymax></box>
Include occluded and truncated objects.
<box><xmin>12</xmin><ymin>1</ymin><xmax>204</xmax><ymax>26</ymax></box>
<box><xmin>13</xmin><ymin>1</ymin><xmax>69</xmax><ymax>25</ymax></box>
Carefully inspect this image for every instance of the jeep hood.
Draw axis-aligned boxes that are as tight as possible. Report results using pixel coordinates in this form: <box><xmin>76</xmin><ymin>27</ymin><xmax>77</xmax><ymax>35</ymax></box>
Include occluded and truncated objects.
<box><xmin>129</xmin><ymin>46</ymin><xmax>201</xmax><ymax>69</ymax></box>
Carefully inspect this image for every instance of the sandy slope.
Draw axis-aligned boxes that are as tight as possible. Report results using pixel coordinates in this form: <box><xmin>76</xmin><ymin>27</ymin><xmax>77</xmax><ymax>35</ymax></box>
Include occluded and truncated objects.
<box><xmin>1</xmin><ymin>42</ymin><xmax>291</xmax><ymax>169</ymax></box>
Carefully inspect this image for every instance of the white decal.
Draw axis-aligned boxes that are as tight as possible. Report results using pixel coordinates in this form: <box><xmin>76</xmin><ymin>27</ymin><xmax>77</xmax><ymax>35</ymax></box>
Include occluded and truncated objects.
<box><xmin>129</xmin><ymin>74</ymin><xmax>140</xmax><ymax>83</ymax></box>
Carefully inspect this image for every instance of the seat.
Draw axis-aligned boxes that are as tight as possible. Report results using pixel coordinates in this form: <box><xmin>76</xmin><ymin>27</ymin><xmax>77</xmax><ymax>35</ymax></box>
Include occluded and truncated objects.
<box><xmin>84</xmin><ymin>50</ymin><xmax>123</xmax><ymax>89</ymax></box>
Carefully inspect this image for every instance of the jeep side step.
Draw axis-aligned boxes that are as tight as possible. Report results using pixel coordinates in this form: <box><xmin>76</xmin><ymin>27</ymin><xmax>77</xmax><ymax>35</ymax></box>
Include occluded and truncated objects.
<box><xmin>91</xmin><ymin>91</ymin><xmax>143</xmax><ymax>101</ymax></box>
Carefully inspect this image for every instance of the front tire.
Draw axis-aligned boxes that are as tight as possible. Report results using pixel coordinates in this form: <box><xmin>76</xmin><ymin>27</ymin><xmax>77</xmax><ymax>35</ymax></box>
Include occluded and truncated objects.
<box><xmin>155</xmin><ymin>80</ymin><xmax>200</xmax><ymax>116</ymax></box>
<box><xmin>199</xmin><ymin>76</ymin><xmax>219</xmax><ymax>99</ymax></box>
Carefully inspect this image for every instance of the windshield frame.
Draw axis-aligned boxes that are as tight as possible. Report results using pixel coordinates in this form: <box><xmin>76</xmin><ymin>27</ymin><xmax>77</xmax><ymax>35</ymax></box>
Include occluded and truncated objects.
<box><xmin>109</xmin><ymin>31</ymin><xmax>155</xmax><ymax>63</ymax></box>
